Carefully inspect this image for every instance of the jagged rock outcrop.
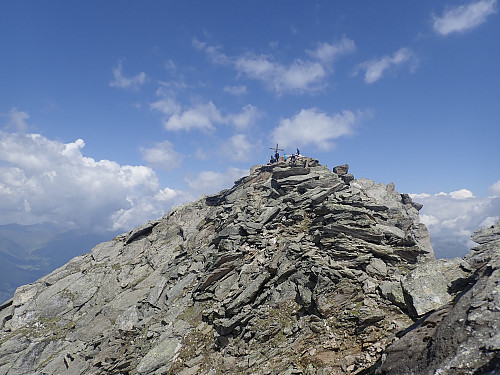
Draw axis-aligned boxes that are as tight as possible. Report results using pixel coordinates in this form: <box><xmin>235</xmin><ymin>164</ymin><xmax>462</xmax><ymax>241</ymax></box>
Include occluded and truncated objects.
<box><xmin>1</xmin><ymin>156</ymin><xmax>490</xmax><ymax>375</ymax></box>
<box><xmin>365</xmin><ymin>220</ymin><xmax>500</xmax><ymax>375</ymax></box>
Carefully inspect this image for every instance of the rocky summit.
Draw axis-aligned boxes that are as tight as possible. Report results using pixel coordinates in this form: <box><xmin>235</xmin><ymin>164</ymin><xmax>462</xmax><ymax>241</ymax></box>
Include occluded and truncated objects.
<box><xmin>0</xmin><ymin>157</ymin><xmax>498</xmax><ymax>375</ymax></box>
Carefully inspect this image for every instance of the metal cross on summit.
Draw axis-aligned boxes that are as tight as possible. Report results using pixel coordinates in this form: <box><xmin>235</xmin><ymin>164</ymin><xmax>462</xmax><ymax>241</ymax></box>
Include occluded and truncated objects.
<box><xmin>270</xmin><ymin>144</ymin><xmax>284</xmax><ymax>154</ymax></box>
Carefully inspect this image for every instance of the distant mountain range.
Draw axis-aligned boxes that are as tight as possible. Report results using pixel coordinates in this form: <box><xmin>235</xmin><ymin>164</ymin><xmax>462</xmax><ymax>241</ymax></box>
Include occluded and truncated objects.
<box><xmin>0</xmin><ymin>223</ymin><xmax>119</xmax><ymax>304</ymax></box>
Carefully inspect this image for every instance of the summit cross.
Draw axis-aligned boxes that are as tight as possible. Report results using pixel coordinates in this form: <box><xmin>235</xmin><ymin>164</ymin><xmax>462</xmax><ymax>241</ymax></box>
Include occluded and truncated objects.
<box><xmin>270</xmin><ymin>144</ymin><xmax>284</xmax><ymax>153</ymax></box>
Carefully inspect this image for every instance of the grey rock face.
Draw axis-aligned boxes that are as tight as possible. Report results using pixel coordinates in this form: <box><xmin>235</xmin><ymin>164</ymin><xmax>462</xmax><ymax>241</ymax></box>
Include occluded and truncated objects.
<box><xmin>333</xmin><ymin>164</ymin><xmax>355</xmax><ymax>184</ymax></box>
<box><xmin>401</xmin><ymin>258</ymin><xmax>470</xmax><ymax>319</ymax></box>
<box><xmin>369</xmin><ymin>220</ymin><xmax>500</xmax><ymax>375</ymax></box>
<box><xmin>333</xmin><ymin>164</ymin><xmax>349</xmax><ymax>175</ymax></box>
<box><xmin>1</xmin><ymin>157</ymin><xmax>487</xmax><ymax>375</ymax></box>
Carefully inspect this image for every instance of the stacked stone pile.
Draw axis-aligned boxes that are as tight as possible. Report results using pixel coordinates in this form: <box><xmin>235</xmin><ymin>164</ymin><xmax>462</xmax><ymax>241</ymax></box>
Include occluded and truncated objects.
<box><xmin>0</xmin><ymin>157</ymin><xmax>497</xmax><ymax>374</ymax></box>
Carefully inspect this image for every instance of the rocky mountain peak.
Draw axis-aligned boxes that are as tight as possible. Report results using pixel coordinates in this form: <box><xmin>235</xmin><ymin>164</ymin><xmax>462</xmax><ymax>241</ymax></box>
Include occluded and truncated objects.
<box><xmin>0</xmin><ymin>157</ymin><xmax>498</xmax><ymax>374</ymax></box>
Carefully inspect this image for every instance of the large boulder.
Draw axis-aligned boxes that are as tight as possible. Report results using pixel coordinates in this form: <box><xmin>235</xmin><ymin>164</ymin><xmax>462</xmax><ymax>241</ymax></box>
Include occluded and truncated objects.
<box><xmin>333</xmin><ymin>164</ymin><xmax>349</xmax><ymax>175</ymax></box>
<box><xmin>401</xmin><ymin>258</ymin><xmax>470</xmax><ymax>319</ymax></box>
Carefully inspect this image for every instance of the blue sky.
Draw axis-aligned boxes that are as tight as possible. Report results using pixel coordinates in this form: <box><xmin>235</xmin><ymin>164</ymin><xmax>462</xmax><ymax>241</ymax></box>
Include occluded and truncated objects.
<box><xmin>1</xmin><ymin>1</ymin><xmax>499</xmax><ymax>257</ymax></box>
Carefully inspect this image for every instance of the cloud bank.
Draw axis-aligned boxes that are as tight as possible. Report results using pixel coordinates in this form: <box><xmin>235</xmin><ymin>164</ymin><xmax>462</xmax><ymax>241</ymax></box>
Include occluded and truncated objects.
<box><xmin>411</xmin><ymin>184</ymin><xmax>500</xmax><ymax>258</ymax></box>
<box><xmin>0</xmin><ymin>131</ymin><xmax>190</xmax><ymax>232</ymax></box>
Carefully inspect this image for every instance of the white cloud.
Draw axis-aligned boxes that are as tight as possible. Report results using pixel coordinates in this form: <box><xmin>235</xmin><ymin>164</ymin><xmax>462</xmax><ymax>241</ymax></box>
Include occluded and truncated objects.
<box><xmin>489</xmin><ymin>179</ymin><xmax>500</xmax><ymax>195</ymax></box>
<box><xmin>433</xmin><ymin>0</ymin><xmax>497</xmax><ymax>35</ymax></box>
<box><xmin>272</xmin><ymin>108</ymin><xmax>357</xmax><ymax>150</ymax></box>
<box><xmin>4</xmin><ymin>108</ymin><xmax>29</xmax><ymax>132</ymax></box>
<box><xmin>109</xmin><ymin>61</ymin><xmax>147</xmax><ymax>89</ymax></box>
<box><xmin>420</xmin><ymin>214</ymin><xmax>440</xmax><ymax>227</ymax></box>
<box><xmin>410</xmin><ymin>193</ymin><xmax>432</xmax><ymax>200</ymax></box>
<box><xmin>235</xmin><ymin>54</ymin><xmax>275</xmax><ymax>78</ymax></box>
<box><xmin>109</xmin><ymin>188</ymin><xmax>193</xmax><ymax>232</ymax></box>
<box><xmin>192</xmin><ymin>38</ymin><xmax>231</xmax><ymax>65</ymax></box>
<box><xmin>185</xmin><ymin>167</ymin><xmax>248</xmax><ymax>196</ymax></box>
<box><xmin>306</xmin><ymin>37</ymin><xmax>356</xmax><ymax>63</ymax></box>
<box><xmin>163</xmin><ymin>101</ymin><xmax>222</xmax><ymax>131</ymax></box>
<box><xmin>164</xmin><ymin>59</ymin><xmax>177</xmax><ymax>71</ymax></box>
<box><xmin>226</xmin><ymin>104</ymin><xmax>260</xmax><ymax>129</ymax></box>
<box><xmin>410</xmin><ymin>186</ymin><xmax>500</xmax><ymax>258</ymax></box>
<box><xmin>224</xmin><ymin>85</ymin><xmax>248</xmax><ymax>96</ymax></box>
<box><xmin>195</xmin><ymin>38</ymin><xmax>355</xmax><ymax>94</ymax></box>
<box><xmin>151</xmin><ymin>90</ymin><xmax>260</xmax><ymax>131</ymax></box>
<box><xmin>280</xmin><ymin>60</ymin><xmax>326</xmax><ymax>92</ymax></box>
<box><xmin>155</xmin><ymin>187</ymin><xmax>180</xmax><ymax>202</ymax></box>
<box><xmin>140</xmin><ymin>140</ymin><xmax>183</xmax><ymax>171</ymax></box>
<box><xmin>449</xmin><ymin>188</ymin><xmax>474</xmax><ymax>199</ymax></box>
<box><xmin>194</xmin><ymin>148</ymin><xmax>209</xmax><ymax>161</ymax></box>
<box><xmin>150</xmin><ymin>94</ymin><xmax>181</xmax><ymax>117</ymax></box>
<box><xmin>354</xmin><ymin>48</ymin><xmax>416</xmax><ymax>84</ymax></box>
<box><xmin>222</xmin><ymin>134</ymin><xmax>256</xmax><ymax>162</ymax></box>
<box><xmin>480</xmin><ymin>216</ymin><xmax>500</xmax><ymax>227</ymax></box>
<box><xmin>0</xmin><ymin>130</ymin><xmax>189</xmax><ymax>232</ymax></box>
<box><xmin>235</xmin><ymin>55</ymin><xmax>326</xmax><ymax>94</ymax></box>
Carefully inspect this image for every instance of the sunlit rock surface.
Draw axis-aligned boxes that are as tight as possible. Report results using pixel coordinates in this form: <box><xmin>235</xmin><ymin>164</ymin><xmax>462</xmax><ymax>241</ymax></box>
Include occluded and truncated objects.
<box><xmin>0</xmin><ymin>157</ymin><xmax>496</xmax><ymax>374</ymax></box>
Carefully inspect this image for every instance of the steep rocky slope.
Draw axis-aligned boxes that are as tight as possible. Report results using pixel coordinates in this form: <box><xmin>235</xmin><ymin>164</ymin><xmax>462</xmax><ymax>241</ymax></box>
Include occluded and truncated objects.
<box><xmin>365</xmin><ymin>219</ymin><xmax>500</xmax><ymax>375</ymax></box>
<box><xmin>0</xmin><ymin>157</ymin><xmax>496</xmax><ymax>374</ymax></box>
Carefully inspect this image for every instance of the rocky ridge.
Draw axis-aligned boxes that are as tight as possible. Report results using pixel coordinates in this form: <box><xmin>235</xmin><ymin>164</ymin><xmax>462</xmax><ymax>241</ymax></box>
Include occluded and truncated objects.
<box><xmin>0</xmin><ymin>157</ymin><xmax>497</xmax><ymax>374</ymax></box>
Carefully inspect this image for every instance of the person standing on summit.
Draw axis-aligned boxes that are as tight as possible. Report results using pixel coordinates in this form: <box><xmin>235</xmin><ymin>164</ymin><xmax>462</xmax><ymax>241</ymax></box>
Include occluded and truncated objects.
<box><xmin>296</xmin><ymin>148</ymin><xmax>300</xmax><ymax>156</ymax></box>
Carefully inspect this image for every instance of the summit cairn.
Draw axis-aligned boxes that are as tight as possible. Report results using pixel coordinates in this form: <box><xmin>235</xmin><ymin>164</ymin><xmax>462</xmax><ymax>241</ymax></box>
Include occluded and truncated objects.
<box><xmin>0</xmin><ymin>157</ymin><xmax>498</xmax><ymax>374</ymax></box>
<box><xmin>333</xmin><ymin>163</ymin><xmax>354</xmax><ymax>184</ymax></box>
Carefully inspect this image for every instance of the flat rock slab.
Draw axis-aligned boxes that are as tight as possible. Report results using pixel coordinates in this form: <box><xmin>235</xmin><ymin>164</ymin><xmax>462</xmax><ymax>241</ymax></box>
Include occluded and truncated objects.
<box><xmin>272</xmin><ymin>167</ymin><xmax>310</xmax><ymax>180</ymax></box>
<box><xmin>137</xmin><ymin>335</ymin><xmax>181</xmax><ymax>374</ymax></box>
<box><xmin>402</xmin><ymin>258</ymin><xmax>469</xmax><ymax>318</ymax></box>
